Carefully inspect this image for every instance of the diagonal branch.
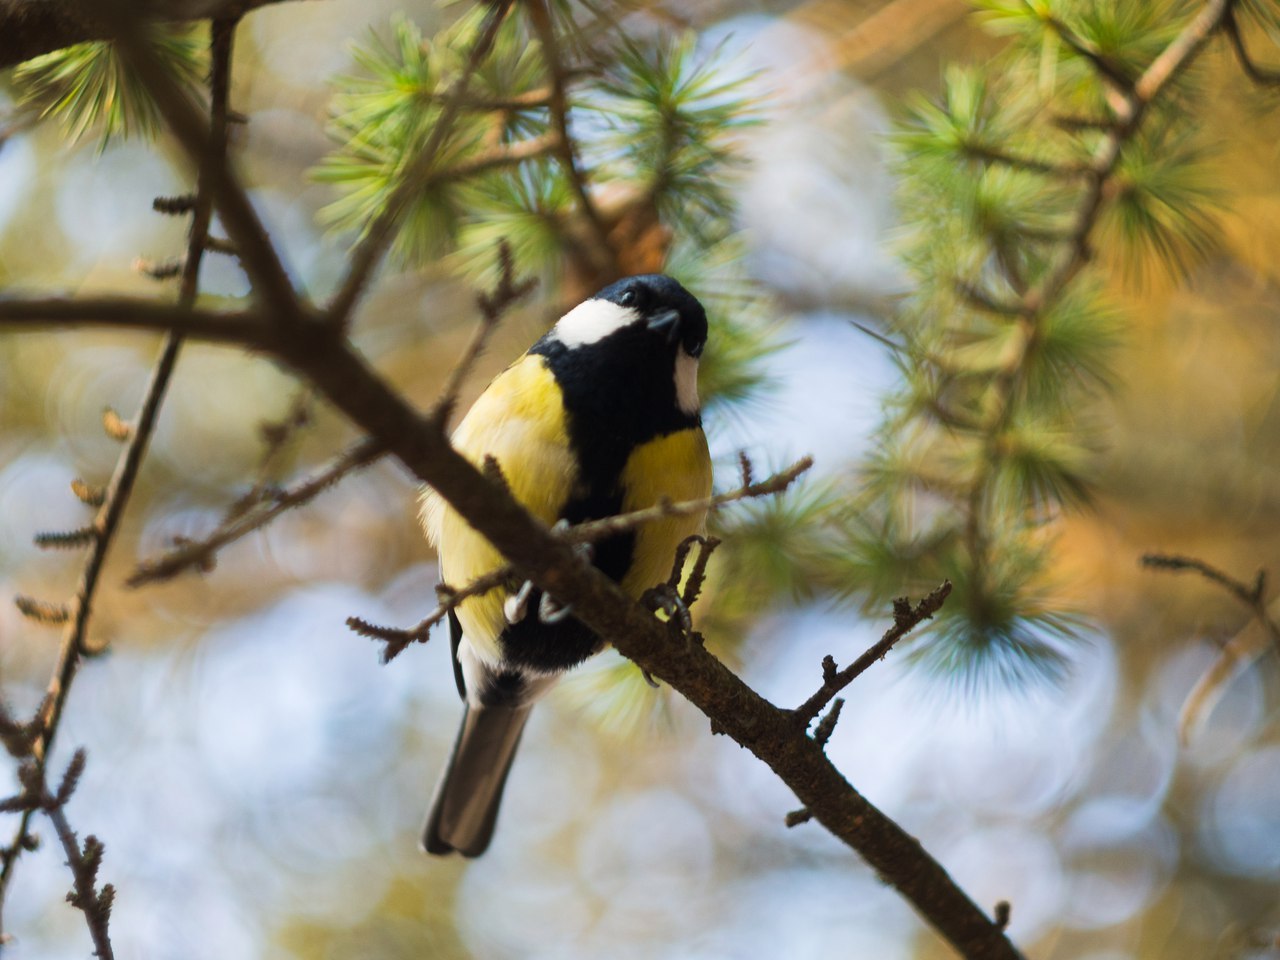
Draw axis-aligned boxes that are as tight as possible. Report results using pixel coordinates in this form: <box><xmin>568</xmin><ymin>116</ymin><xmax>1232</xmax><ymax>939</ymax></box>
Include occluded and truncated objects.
<box><xmin>525</xmin><ymin>0</ymin><xmax>615</xmax><ymax>276</ymax></box>
<box><xmin>792</xmin><ymin>582</ymin><xmax>953</xmax><ymax>727</ymax></box>
<box><xmin>324</xmin><ymin>0</ymin><xmax>515</xmax><ymax>326</ymax></box>
<box><xmin>127</xmin><ymin>437</ymin><xmax>385</xmax><ymax>586</ymax></box>
<box><xmin>93</xmin><ymin>1</ymin><xmax>305</xmax><ymax>326</ymax></box>
<box><xmin>73</xmin><ymin>8</ymin><xmax>1025</xmax><ymax>958</ymax></box>
<box><xmin>960</xmin><ymin>0</ymin><xmax>1236</xmax><ymax>594</ymax></box>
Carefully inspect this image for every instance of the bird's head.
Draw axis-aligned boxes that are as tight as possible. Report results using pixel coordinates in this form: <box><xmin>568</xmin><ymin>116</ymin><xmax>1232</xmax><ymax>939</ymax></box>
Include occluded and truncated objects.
<box><xmin>547</xmin><ymin>274</ymin><xmax>708</xmax><ymax>415</ymax></box>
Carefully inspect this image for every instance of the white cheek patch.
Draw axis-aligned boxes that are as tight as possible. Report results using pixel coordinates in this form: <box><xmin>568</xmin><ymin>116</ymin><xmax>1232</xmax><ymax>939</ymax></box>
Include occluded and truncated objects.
<box><xmin>674</xmin><ymin>349</ymin><xmax>700</xmax><ymax>414</ymax></box>
<box><xmin>551</xmin><ymin>299</ymin><xmax>639</xmax><ymax>347</ymax></box>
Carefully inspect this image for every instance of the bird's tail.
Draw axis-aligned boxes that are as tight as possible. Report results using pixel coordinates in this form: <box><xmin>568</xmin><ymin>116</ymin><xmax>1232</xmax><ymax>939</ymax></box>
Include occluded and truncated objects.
<box><xmin>422</xmin><ymin>702</ymin><xmax>532</xmax><ymax>857</ymax></box>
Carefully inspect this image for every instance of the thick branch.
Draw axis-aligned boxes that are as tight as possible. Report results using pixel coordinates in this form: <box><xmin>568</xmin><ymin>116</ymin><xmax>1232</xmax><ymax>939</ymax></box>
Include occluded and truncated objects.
<box><xmin>45</xmin><ymin>8</ymin><xmax>1025</xmax><ymax>956</ymax></box>
<box><xmin>0</xmin><ymin>297</ymin><xmax>274</xmax><ymax>345</ymax></box>
<box><xmin>0</xmin><ymin>0</ymin><xmax>304</xmax><ymax>69</ymax></box>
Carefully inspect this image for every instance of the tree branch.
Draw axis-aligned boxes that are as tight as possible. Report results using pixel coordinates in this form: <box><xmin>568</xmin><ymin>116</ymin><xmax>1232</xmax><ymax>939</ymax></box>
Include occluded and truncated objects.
<box><xmin>525</xmin><ymin>0</ymin><xmax>615</xmax><ymax>277</ymax></box>
<box><xmin>792</xmin><ymin>581</ymin><xmax>953</xmax><ymax>727</ymax></box>
<box><xmin>0</xmin><ymin>297</ymin><xmax>274</xmax><ymax>345</ymax></box>
<box><xmin>27</xmin><ymin>7</ymin><xmax>1029</xmax><ymax>956</ymax></box>
<box><xmin>0</xmin><ymin>15</ymin><xmax>239</xmax><ymax>943</ymax></box>
<box><xmin>127</xmin><ymin>437</ymin><xmax>385</xmax><ymax>586</ymax></box>
<box><xmin>324</xmin><ymin>0</ymin><xmax>515</xmax><ymax>327</ymax></box>
<box><xmin>1141</xmin><ymin>553</ymin><xmax>1279</xmax><ymax>651</ymax></box>
<box><xmin>0</xmin><ymin>0</ymin><xmax>307</xmax><ymax>69</ymax></box>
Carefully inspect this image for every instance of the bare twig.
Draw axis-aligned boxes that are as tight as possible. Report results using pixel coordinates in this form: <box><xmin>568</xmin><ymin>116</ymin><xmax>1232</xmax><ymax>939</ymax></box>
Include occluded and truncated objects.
<box><xmin>812</xmin><ymin>697</ymin><xmax>844</xmax><ymax>747</ymax></box>
<box><xmin>225</xmin><ymin>387</ymin><xmax>317</xmax><ymax>522</ymax></box>
<box><xmin>1142</xmin><ymin>553</ymin><xmax>1278</xmax><ymax>649</ymax></box>
<box><xmin>0</xmin><ymin>15</ymin><xmax>240</xmax><ymax>941</ymax></box>
<box><xmin>46</xmin><ymin>805</ymin><xmax>114</xmax><ymax>960</ymax></box>
<box><xmin>1224</xmin><ymin>8</ymin><xmax>1280</xmax><ymax>86</ymax></box>
<box><xmin>346</xmin><ymin>567</ymin><xmax>514</xmax><ymax>664</ymax></box>
<box><xmin>525</xmin><ymin>0</ymin><xmax>614</xmax><ymax>277</ymax></box>
<box><xmin>565</xmin><ymin>458</ymin><xmax>813</xmax><ymax>544</ymax></box>
<box><xmin>326</xmin><ymin>0</ymin><xmax>515</xmax><ymax>326</ymax></box>
<box><xmin>128</xmin><ymin>437</ymin><xmax>384</xmax><ymax>586</ymax></box>
<box><xmin>95</xmin><ymin>4</ymin><xmax>303</xmax><ymax>325</ymax></box>
<box><xmin>431</xmin><ymin>243</ymin><xmax>537</xmax><ymax>430</ymax></box>
<box><xmin>792</xmin><ymin>582</ymin><xmax>953</xmax><ymax>727</ymax></box>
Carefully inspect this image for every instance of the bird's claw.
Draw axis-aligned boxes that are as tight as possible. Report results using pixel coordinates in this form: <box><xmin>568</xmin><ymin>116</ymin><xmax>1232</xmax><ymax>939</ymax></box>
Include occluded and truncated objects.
<box><xmin>538</xmin><ymin>592</ymin><xmax>572</xmax><ymax>624</ymax></box>
<box><xmin>642</xmin><ymin>583</ymin><xmax>693</xmax><ymax>636</ymax></box>
<box><xmin>504</xmin><ymin>579</ymin><xmax>535</xmax><ymax>624</ymax></box>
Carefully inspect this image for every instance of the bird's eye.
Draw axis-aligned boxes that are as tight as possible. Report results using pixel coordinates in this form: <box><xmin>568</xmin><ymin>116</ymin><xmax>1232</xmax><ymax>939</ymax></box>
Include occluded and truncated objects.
<box><xmin>617</xmin><ymin>289</ymin><xmax>637</xmax><ymax>307</ymax></box>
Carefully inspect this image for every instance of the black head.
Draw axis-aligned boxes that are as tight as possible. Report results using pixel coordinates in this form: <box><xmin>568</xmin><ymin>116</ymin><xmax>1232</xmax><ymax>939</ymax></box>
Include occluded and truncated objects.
<box><xmin>592</xmin><ymin>274</ymin><xmax>709</xmax><ymax>358</ymax></box>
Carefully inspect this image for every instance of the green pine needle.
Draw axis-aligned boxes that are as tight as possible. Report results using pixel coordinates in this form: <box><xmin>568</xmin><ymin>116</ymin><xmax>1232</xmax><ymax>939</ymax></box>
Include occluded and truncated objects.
<box><xmin>14</xmin><ymin>27</ymin><xmax>207</xmax><ymax>151</ymax></box>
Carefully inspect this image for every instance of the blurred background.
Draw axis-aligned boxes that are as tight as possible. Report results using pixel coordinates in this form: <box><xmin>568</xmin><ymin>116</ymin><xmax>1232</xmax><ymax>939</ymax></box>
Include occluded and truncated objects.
<box><xmin>2</xmin><ymin>1</ymin><xmax>1280</xmax><ymax>958</ymax></box>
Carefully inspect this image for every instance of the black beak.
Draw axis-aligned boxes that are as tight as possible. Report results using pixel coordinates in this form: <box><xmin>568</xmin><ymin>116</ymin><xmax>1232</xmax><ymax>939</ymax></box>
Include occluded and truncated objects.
<box><xmin>646</xmin><ymin>308</ymin><xmax>681</xmax><ymax>345</ymax></box>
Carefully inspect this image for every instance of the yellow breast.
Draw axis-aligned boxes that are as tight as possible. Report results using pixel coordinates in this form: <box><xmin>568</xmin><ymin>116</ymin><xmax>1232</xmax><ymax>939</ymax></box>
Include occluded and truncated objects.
<box><xmin>618</xmin><ymin>427</ymin><xmax>713</xmax><ymax>597</ymax></box>
<box><xmin>420</xmin><ymin>355</ymin><xmax>578</xmax><ymax>660</ymax></box>
<box><xmin>420</xmin><ymin>353</ymin><xmax>713</xmax><ymax>661</ymax></box>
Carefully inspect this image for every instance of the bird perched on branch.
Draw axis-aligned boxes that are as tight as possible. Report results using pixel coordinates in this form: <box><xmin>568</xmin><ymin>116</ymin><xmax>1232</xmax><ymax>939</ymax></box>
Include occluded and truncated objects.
<box><xmin>419</xmin><ymin>273</ymin><xmax>713</xmax><ymax>857</ymax></box>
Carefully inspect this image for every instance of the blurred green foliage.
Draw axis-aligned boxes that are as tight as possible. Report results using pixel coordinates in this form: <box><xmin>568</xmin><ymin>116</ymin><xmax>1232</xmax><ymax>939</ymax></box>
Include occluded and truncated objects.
<box><xmin>14</xmin><ymin>26</ymin><xmax>206</xmax><ymax>150</ymax></box>
<box><xmin>835</xmin><ymin>0</ymin><xmax>1248</xmax><ymax>686</ymax></box>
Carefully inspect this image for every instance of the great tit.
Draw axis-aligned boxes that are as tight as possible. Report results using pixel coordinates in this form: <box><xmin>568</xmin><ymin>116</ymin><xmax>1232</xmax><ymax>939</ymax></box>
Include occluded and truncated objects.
<box><xmin>419</xmin><ymin>273</ymin><xmax>713</xmax><ymax>857</ymax></box>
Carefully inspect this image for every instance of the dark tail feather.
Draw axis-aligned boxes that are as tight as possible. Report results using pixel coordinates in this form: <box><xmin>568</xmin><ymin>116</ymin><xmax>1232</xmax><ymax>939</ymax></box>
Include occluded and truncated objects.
<box><xmin>422</xmin><ymin>703</ymin><xmax>532</xmax><ymax>857</ymax></box>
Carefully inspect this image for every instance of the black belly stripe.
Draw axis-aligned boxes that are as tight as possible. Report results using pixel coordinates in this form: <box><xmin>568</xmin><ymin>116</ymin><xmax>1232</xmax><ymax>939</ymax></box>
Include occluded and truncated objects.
<box><xmin>496</xmin><ymin>329</ymin><xmax>699</xmax><ymax>673</ymax></box>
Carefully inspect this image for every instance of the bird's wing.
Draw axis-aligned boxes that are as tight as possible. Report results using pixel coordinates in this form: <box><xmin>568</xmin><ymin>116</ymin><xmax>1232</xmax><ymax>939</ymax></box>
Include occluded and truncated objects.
<box><xmin>421</xmin><ymin>353</ymin><xmax>580</xmax><ymax>664</ymax></box>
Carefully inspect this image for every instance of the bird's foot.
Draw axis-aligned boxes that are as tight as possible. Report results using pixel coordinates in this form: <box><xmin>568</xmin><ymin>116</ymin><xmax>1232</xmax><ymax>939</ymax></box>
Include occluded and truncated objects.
<box><xmin>537</xmin><ymin>591</ymin><xmax>573</xmax><ymax>624</ymax></box>
<box><xmin>503</xmin><ymin>579</ymin><xmax>535</xmax><ymax>624</ymax></box>
<box><xmin>642</xmin><ymin>582</ymin><xmax>693</xmax><ymax>636</ymax></box>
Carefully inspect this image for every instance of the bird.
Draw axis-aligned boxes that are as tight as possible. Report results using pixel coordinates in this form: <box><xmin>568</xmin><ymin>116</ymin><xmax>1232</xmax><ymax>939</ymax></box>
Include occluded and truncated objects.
<box><xmin>418</xmin><ymin>273</ymin><xmax>713</xmax><ymax>857</ymax></box>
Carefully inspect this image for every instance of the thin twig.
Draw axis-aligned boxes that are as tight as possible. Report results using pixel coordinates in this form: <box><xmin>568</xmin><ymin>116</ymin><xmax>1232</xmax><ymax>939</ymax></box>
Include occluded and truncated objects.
<box><xmin>46</xmin><ymin>806</ymin><xmax>114</xmax><ymax>960</ymax></box>
<box><xmin>225</xmin><ymin>387</ymin><xmax>317</xmax><ymax>523</ymax></box>
<box><xmin>525</xmin><ymin>0</ymin><xmax>614</xmax><ymax>275</ymax></box>
<box><xmin>96</xmin><ymin>2</ymin><xmax>305</xmax><ymax>327</ymax></box>
<box><xmin>128</xmin><ymin>438</ymin><xmax>384</xmax><ymax>586</ymax></box>
<box><xmin>347</xmin><ymin>567</ymin><xmax>514</xmax><ymax>663</ymax></box>
<box><xmin>431</xmin><ymin>243</ymin><xmax>537</xmax><ymax>430</ymax></box>
<box><xmin>1224</xmin><ymin>8</ymin><xmax>1280</xmax><ymax>86</ymax></box>
<box><xmin>1142</xmin><ymin>553</ymin><xmax>1279</xmax><ymax>650</ymax></box>
<box><xmin>792</xmin><ymin>582</ymin><xmax>953</xmax><ymax>727</ymax></box>
<box><xmin>326</xmin><ymin>0</ymin><xmax>515</xmax><ymax>326</ymax></box>
<box><xmin>0</xmin><ymin>16</ymin><xmax>239</xmax><ymax>940</ymax></box>
<box><xmin>565</xmin><ymin>458</ymin><xmax>813</xmax><ymax>544</ymax></box>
